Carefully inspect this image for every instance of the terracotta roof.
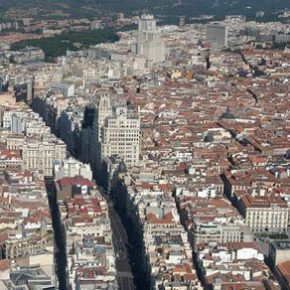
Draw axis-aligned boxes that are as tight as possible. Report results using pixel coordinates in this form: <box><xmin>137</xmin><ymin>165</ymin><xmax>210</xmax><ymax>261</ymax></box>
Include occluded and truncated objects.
<box><xmin>58</xmin><ymin>176</ymin><xmax>95</xmax><ymax>188</ymax></box>
<box><xmin>277</xmin><ymin>260</ymin><xmax>290</xmax><ymax>285</ymax></box>
<box><xmin>146</xmin><ymin>212</ymin><xmax>174</xmax><ymax>224</ymax></box>
<box><xmin>0</xmin><ymin>259</ymin><xmax>11</xmax><ymax>271</ymax></box>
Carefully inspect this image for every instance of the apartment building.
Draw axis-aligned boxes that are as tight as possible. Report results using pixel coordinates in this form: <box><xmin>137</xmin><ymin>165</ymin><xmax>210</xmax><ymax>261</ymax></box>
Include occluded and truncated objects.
<box><xmin>192</xmin><ymin>222</ymin><xmax>252</xmax><ymax>247</ymax></box>
<box><xmin>22</xmin><ymin>138</ymin><xmax>66</xmax><ymax>176</ymax></box>
<box><xmin>92</xmin><ymin>95</ymin><xmax>140</xmax><ymax>171</ymax></box>
<box><xmin>240</xmin><ymin>195</ymin><xmax>288</xmax><ymax>233</ymax></box>
<box><xmin>100</xmin><ymin>108</ymin><xmax>140</xmax><ymax>167</ymax></box>
<box><xmin>269</xmin><ymin>240</ymin><xmax>290</xmax><ymax>266</ymax></box>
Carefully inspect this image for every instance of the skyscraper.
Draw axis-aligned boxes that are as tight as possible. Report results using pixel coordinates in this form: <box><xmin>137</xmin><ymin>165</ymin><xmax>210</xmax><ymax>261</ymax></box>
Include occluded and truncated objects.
<box><xmin>206</xmin><ymin>23</ymin><xmax>229</xmax><ymax>49</ymax></box>
<box><xmin>179</xmin><ymin>16</ymin><xmax>185</xmax><ymax>28</ymax></box>
<box><xmin>91</xmin><ymin>96</ymin><xmax>140</xmax><ymax>174</ymax></box>
<box><xmin>136</xmin><ymin>15</ymin><xmax>165</xmax><ymax>65</ymax></box>
<box><xmin>100</xmin><ymin>105</ymin><xmax>140</xmax><ymax>167</ymax></box>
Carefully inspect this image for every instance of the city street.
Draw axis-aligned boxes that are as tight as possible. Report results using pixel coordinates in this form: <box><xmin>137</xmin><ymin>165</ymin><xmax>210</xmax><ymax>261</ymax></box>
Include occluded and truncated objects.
<box><xmin>108</xmin><ymin>201</ymin><xmax>135</xmax><ymax>290</ymax></box>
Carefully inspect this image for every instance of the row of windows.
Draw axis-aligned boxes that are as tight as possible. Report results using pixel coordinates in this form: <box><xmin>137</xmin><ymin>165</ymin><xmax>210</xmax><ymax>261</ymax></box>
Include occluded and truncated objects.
<box><xmin>107</xmin><ymin>124</ymin><xmax>139</xmax><ymax>128</ymax></box>
<box><xmin>106</xmin><ymin>133</ymin><xmax>139</xmax><ymax>137</ymax></box>
<box><xmin>106</xmin><ymin>139</ymin><xmax>139</xmax><ymax>142</ymax></box>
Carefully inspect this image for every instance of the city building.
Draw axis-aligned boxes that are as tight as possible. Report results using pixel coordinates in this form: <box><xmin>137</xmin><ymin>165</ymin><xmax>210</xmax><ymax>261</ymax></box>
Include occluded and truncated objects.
<box><xmin>206</xmin><ymin>23</ymin><xmax>229</xmax><ymax>49</ymax></box>
<box><xmin>53</xmin><ymin>157</ymin><xmax>92</xmax><ymax>181</ymax></box>
<box><xmin>136</xmin><ymin>14</ymin><xmax>166</xmax><ymax>65</ymax></box>
<box><xmin>22</xmin><ymin>138</ymin><xmax>66</xmax><ymax>176</ymax></box>
<box><xmin>99</xmin><ymin>106</ymin><xmax>140</xmax><ymax>167</ymax></box>
<box><xmin>239</xmin><ymin>195</ymin><xmax>289</xmax><ymax>233</ymax></box>
<box><xmin>91</xmin><ymin>95</ymin><xmax>140</xmax><ymax>174</ymax></box>
<box><xmin>269</xmin><ymin>240</ymin><xmax>290</xmax><ymax>266</ymax></box>
<box><xmin>2</xmin><ymin>16</ymin><xmax>290</xmax><ymax>290</ymax></box>
<box><xmin>10</xmin><ymin>47</ymin><xmax>45</xmax><ymax>64</ymax></box>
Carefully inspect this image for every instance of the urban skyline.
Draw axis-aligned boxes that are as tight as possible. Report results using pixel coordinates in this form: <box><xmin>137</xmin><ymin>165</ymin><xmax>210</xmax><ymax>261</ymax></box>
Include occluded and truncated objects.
<box><xmin>1</xmin><ymin>3</ymin><xmax>290</xmax><ymax>290</ymax></box>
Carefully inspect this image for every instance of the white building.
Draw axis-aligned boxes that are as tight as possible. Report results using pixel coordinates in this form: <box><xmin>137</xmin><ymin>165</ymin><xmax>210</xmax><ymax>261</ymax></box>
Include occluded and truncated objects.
<box><xmin>53</xmin><ymin>157</ymin><xmax>92</xmax><ymax>181</ymax></box>
<box><xmin>22</xmin><ymin>139</ymin><xmax>66</xmax><ymax>176</ymax></box>
<box><xmin>91</xmin><ymin>95</ymin><xmax>140</xmax><ymax>171</ymax></box>
<box><xmin>3</xmin><ymin>110</ymin><xmax>13</xmax><ymax>129</ymax></box>
<box><xmin>11</xmin><ymin>113</ymin><xmax>24</xmax><ymax>134</ymax></box>
<box><xmin>240</xmin><ymin>195</ymin><xmax>289</xmax><ymax>233</ymax></box>
<box><xmin>136</xmin><ymin>15</ymin><xmax>166</xmax><ymax>65</ymax></box>
<box><xmin>99</xmin><ymin>106</ymin><xmax>140</xmax><ymax>167</ymax></box>
<box><xmin>90</xmin><ymin>95</ymin><xmax>112</xmax><ymax>172</ymax></box>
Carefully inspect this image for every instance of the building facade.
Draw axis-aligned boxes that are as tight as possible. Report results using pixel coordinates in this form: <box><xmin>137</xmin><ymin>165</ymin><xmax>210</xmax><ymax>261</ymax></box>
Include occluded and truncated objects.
<box><xmin>91</xmin><ymin>96</ymin><xmax>140</xmax><ymax>173</ymax></box>
<box><xmin>240</xmin><ymin>195</ymin><xmax>289</xmax><ymax>233</ymax></box>
<box><xmin>136</xmin><ymin>14</ymin><xmax>166</xmax><ymax>64</ymax></box>
<box><xmin>100</xmin><ymin>107</ymin><xmax>140</xmax><ymax>167</ymax></box>
<box><xmin>22</xmin><ymin>139</ymin><xmax>66</xmax><ymax>176</ymax></box>
<box><xmin>206</xmin><ymin>23</ymin><xmax>229</xmax><ymax>49</ymax></box>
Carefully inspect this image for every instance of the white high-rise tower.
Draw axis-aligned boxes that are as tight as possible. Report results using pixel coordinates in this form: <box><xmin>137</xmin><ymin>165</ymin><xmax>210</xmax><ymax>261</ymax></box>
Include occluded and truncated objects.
<box><xmin>91</xmin><ymin>95</ymin><xmax>140</xmax><ymax>172</ymax></box>
<box><xmin>136</xmin><ymin>15</ymin><xmax>165</xmax><ymax>64</ymax></box>
<box><xmin>100</xmin><ymin>106</ymin><xmax>140</xmax><ymax>167</ymax></box>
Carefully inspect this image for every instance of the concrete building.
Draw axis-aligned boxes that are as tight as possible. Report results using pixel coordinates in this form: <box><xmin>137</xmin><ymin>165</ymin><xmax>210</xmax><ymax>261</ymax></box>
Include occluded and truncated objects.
<box><xmin>90</xmin><ymin>95</ymin><xmax>140</xmax><ymax>178</ymax></box>
<box><xmin>90</xmin><ymin>95</ymin><xmax>112</xmax><ymax>173</ymax></box>
<box><xmin>95</xmin><ymin>95</ymin><xmax>112</xmax><ymax>143</ymax></box>
<box><xmin>136</xmin><ymin>14</ymin><xmax>165</xmax><ymax>65</ymax></box>
<box><xmin>3</xmin><ymin>110</ymin><xmax>13</xmax><ymax>129</ymax></box>
<box><xmin>206</xmin><ymin>23</ymin><xmax>228</xmax><ymax>49</ymax></box>
<box><xmin>51</xmin><ymin>83</ymin><xmax>75</xmax><ymax>98</ymax></box>
<box><xmin>54</xmin><ymin>157</ymin><xmax>92</xmax><ymax>181</ymax></box>
<box><xmin>269</xmin><ymin>240</ymin><xmax>290</xmax><ymax>266</ymax></box>
<box><xmin>99</xmin><ymin>105</ymin><xmax>140</xmax><ymax>168</ymax></box>
<box><xmin>11</xmin><ymin>113</ymin><xmax>24</xmax><ymax>134</ymax></box>
<box><xmin>58</xmin><ymin>107</ymin><xmax>83</xmax><ymax>155</ymax></box>
<box><xmin>240</xmin><ymin>195</ymin><xmax>289</xmax><ymax>233</ymax></box>
<box><xmin>10</xmin><ymin>47</ymin><xmax>45</xmax><ymax>64</ymax></box>
<box><xmin>6</xmin><ymin>134</ymin><xmax>25</xmax><ymax>150</ymax></box>
<box><xmin>22</xmin><ymin>138</ymin><xmax>66</xmax><ymax>176</ymax></box>
<box><xmin>192</xmin><ymin>222</ymin><xmax>252</xmax><ymax>247</ymax></box>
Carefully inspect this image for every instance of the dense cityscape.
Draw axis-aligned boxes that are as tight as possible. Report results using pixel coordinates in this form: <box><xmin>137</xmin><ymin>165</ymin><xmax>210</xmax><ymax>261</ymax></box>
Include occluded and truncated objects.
<box><xmin>1</xmin><ymin>2</ymin><xmax>290</xmax><ymax>290</ymax></box>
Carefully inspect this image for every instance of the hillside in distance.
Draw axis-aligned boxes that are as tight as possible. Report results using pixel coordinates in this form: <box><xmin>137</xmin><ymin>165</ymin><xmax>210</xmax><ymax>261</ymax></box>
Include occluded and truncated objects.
<box><xmin>0</xmin><ymin>0</ymin><xmax>290</xmax><ymax>20</ymax></box>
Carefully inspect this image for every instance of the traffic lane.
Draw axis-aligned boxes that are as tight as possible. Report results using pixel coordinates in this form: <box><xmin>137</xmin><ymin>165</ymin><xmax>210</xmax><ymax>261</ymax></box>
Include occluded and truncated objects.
<box><xmin>115</xmin><ymin>258</ymin><xmax>131</xmax><ymax>272</ymax></box>
<box><xmin>123</xmin><ymin>277</ymin><xmax>134</xmax><ymax>290</ymax></box>
<box><xmin>110</xmin><ymin>214</ymin><xmax>128</xmax><ymax>253</ymax></box>
<box><xmin>109</xmin><ymin>208</ymin><xmax>128</xmax><ymax>242</ymax></box>
<box><xmin>111</xmin><ymin>226</ymin><xmax>127</xmax><ymax>252</ymax></box>
<box><xmin>107</xmin><ymin>201</ymin><xmax>134</xmax><ymax>289</ymax></box>
<box><xmin>119</xmin><ymin>276</ymin><xmax>134</xmax><ymax>290</ymax></box>
<box><xmin>112</xmin><ymin>233</ymin><xmax>131</xmax><ymax>272</ymax></box>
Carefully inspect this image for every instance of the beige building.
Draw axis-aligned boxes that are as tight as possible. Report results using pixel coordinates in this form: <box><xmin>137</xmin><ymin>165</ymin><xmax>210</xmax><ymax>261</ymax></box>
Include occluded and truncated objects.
<box><xmin>240</xmin><ymin>195</ymin><xmax>288</xmax><ymax>233</ymax></box>
<box><xmin>136</xmin><ymin>14</ymin><xmax>166</xmax><ymax>64</ymax></box>
<box><xmin>91</xmin><ymin>95</ymin><xmax>140</xmax><ymax>170</ymax></box>
<box><xmin>269</xmin><ymin>240</ymin><xmax>290</xmax><ymax>266</ymax></box>
<box><xmin>100</xmin><ymin>109</ymin><xmax>140</xmax><ymax>167</ymax></box>
<box><xmin>192</xmin><ymin>222</ymin><xmax>252</xmax><ymax>248</ymax></box>
<box><xmin>22</xmin><ymin>138</ymin><xmax>66</xmax><ymax>176</ymax></box>
<box><xmin>91</xmin><ymin>95</ymin><xmax>112</xmax><ymax>172</ymax></box>
<box><xmin>5</xmin><ymin>235</ymin><xmax>53</xmax><ymax>260</ymax></box>
<box><xmin>6</xmin><ymin>134</ymin><xmax>25</xmax><ymax>150</ymax></box>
